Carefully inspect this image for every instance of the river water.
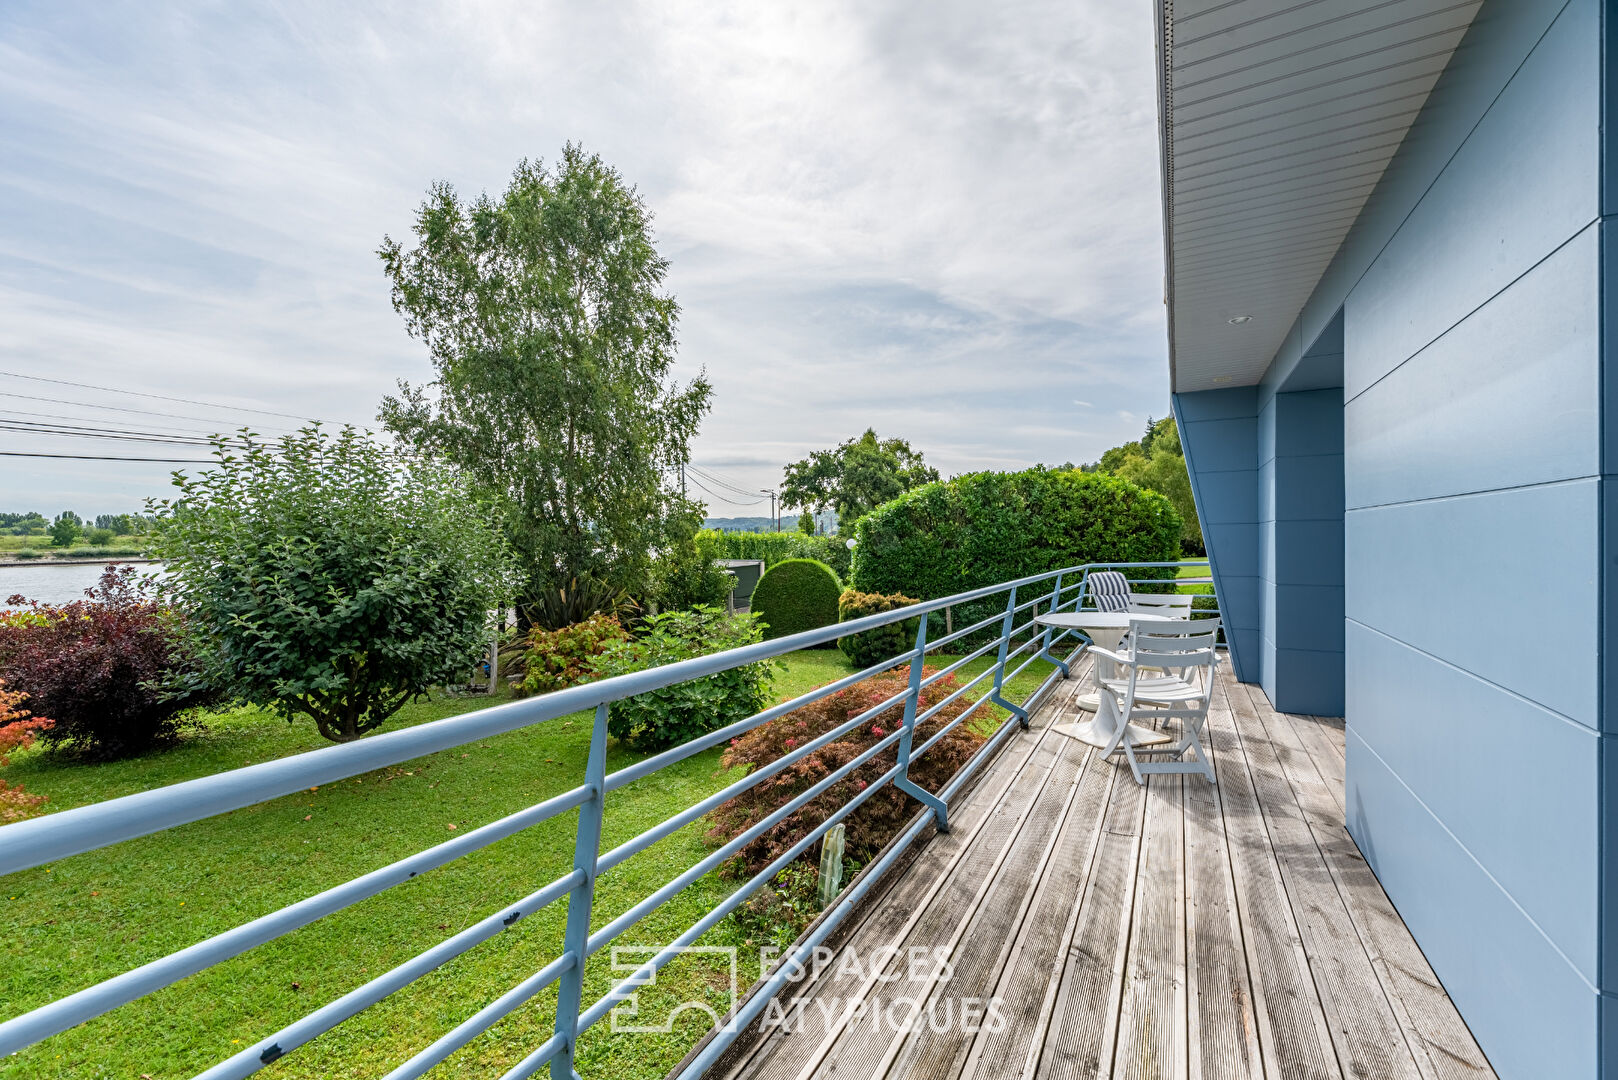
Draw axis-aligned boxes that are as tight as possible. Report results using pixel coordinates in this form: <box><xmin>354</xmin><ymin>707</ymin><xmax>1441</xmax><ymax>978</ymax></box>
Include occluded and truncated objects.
<box><xmin>0</xmin><ymin>561</ymin><xmax>165</xmax><ymax>605</ymax></box>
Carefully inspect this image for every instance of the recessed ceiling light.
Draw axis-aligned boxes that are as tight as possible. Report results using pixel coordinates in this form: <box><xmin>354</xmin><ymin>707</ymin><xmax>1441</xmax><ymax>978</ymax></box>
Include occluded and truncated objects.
<box><xmin>1228</xmin><ymin>315</ymin><xmax>1253</xmax><ymax>325</ymax></box>
<box><xmin>1212</xmin><ymin>376</ymin><xmax>1233</xmax><ymax>384</ymax></box>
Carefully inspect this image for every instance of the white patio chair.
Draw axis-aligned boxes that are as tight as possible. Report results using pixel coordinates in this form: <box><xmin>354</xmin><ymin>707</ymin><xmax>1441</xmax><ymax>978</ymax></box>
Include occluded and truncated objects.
<box><xmin>1126</xmin><ymin>591</ymin><xmax>1194</xmax><ymax>618</ymax></box>
<box><xmin>1082</xmin><ymin>570</ymin><xmax>1131</xmax><ymax>612</ymax></box>
<box><xmin>1089</xmin><ymin>617</ymin><xmax>1221</xmax><ymax>785</ymax></box>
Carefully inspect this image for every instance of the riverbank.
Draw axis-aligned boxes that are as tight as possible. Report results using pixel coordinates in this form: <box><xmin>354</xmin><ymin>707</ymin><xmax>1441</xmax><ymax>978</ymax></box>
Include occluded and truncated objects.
<box><xmin>0</xmin><ymin>555</ymin><xmax>155</xmax><ymax>567</ymax></box>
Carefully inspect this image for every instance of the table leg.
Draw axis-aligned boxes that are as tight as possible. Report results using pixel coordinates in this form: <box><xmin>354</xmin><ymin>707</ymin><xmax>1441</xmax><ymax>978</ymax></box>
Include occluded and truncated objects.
<box><xmin>1075</xmin><ymin>627</ymin><xmax>1126</xmax><ymax>712</ymax></box>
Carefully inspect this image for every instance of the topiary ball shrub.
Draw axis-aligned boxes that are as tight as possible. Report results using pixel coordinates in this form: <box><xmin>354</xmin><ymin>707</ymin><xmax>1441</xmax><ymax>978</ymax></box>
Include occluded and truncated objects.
<box><xmin>837</xmin><ymin>589</ymin><xmax>919</xmax><ymax>669</ymax></box>
<box><xmin>750</xmin><ymin>558</ymin><xmax>842</xmax><ymax>642</ymax></box>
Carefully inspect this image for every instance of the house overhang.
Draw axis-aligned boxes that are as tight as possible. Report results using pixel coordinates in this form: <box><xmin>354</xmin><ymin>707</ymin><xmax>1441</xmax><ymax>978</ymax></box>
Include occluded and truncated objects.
<box><xmin>1157</xmin><ymin>0</ymin><xmax>1482</xmax><ymax>393</ymax></box>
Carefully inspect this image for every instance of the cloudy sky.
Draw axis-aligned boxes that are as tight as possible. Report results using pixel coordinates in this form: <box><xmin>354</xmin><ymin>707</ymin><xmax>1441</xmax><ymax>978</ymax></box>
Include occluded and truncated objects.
<box><xmin>0</xmin><ymin>0</ymin><xmax>1170</xmax><ymax>517</ymax></box>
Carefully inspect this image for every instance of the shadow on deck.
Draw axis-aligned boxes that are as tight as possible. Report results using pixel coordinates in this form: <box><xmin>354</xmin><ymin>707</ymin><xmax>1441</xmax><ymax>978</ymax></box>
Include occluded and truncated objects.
<box><xmin>707</xmin><ymin>662</ymin><xmax>1495</xmax><ymax>1080</ymax></box>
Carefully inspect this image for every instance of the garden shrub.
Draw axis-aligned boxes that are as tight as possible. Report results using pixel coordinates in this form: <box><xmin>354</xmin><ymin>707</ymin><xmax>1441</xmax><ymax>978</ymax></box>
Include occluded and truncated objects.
<box><xmin>702</xmin><ymin>530</ymin><xmax>851</xmax><ymax>578</ymax></box>
<box><xmin>518</xmin><ymin>614</ymin><xmax>629</xmax><ymax>697</ymax></box>
<box><xmin>849</xmin><ymin>467</ymin><xmax>1181</xmax><ymax>640</ymax></box>
<box><xmin>751</xmin><ymin>558</ymin><xmax>842</xmax><ymax>641</ymax></box>
<box><xmin>0</xmin><ymin>679</ymin><xmax>52</xmax><ymax>821</ymax></box>
<box><xmin>592</xmin><ymin>605</ymin><xmax>776</xmax><ymax>751</ymax></box>
<box><xmin>836</xmin><ymin>589</ymin><xmax>920</xmax><ymax>668</ymax></box>
<box><xmin>647</xmin><ymin>521</ymin><xmax>734</xmax><ymax>613</ymax></box>
<box><xmin>0</xmin><ymin>566</ymin><xmax>215</xmax><ymax>760</ymax></box>
<box><xmin>706</xmin><ymin>667</ymin><xmax>986</xmax><ymax>877</ymax></box>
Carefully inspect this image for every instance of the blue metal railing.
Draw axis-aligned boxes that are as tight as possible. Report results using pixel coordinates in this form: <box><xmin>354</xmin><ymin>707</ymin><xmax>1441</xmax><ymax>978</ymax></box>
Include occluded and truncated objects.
<box><xmin>0</xmin><ymin>559</ymin><xmax>1213</xmax><ymax>1078</ymax></box>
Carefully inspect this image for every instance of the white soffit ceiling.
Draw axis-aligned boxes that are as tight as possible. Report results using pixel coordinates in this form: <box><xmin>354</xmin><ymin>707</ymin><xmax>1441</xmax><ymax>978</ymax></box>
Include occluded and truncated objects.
<box><xmin>1159</xmin><ymin>0</ymin><xmax>1482</xmax><ymax>393</ymax></box>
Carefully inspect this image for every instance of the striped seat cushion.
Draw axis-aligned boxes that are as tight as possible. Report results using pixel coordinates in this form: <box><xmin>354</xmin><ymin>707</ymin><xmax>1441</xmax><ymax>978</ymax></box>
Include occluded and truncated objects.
<box><xmin>1087</xmin><ymin>570</ymin><xmax>1131</xmax><ymax>613</ymax></box>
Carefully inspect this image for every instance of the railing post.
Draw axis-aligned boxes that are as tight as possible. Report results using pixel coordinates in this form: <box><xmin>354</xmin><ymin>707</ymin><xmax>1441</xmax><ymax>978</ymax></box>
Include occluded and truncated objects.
<box><xmin>551</xmin><ymin>702</ymin><xmax>609</xmax><ymax>1078</ymax></box>
<box><xmin>894</xmin><ymin>613</ymin><xmax>949</xmax><ymax>832</ymax></box>
<box><xmin>988</xmin><ymin>586</ymin><xmax>1032</xmax><ymax>728</ymax></box>
<box><xmin>1035</xmin><ymin>571</ymin><xmax>1071</xmax><ymax>678</ymax></box>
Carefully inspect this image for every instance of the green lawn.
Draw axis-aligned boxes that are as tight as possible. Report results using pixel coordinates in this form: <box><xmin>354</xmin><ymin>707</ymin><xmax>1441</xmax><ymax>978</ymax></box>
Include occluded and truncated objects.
<box><xmin>0</xmin><ymin>647</ymin><xmax>1059</xmax><ymax>1079</ymax></box>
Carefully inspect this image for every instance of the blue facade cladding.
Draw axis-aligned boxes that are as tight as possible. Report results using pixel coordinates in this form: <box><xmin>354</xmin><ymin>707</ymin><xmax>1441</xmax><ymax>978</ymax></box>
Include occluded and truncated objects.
<box><xmin>1173</xmin><ymin>1</ymin><xmax>1616</xmax><ymax>1075</ymax></box>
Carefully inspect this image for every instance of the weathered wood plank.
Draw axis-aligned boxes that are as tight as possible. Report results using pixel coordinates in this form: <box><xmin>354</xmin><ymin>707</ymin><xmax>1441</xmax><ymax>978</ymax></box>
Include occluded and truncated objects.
<box><xmin>1205</xmin><ymin>682</ymin><xmax>1341</xmax><ymax>1080</ymax></box>
<box><xmin>797</xmin><ymin>727</ymin><xmax>1071</xmax><ymax>1080</ymax></box>
<box><xmin>874</xmin><ymin>734</ymin><xmax>1094</xmax><ymax>1080</ymax></box>
<box><xmin>1035</xmin><ymin>750</ymin><xmax>1150</xmax><ymax>1080</ymax></box>
<box><xmin>724</xmin><ymin>675</ymin><xmax>1077</xmax><ymax>1080</ymax></box>
<box><xmin>1114</xmin><ymin>773</ymin><xmax>1188</xmax><ymax>1080</ymax></box>
<box><xmin>1183</xmin><ymin>694</ymin><xmax>1263</xmax><ymax>1080</ymax></box>
<box><xmin>1277</xmin><ymin>712</ymin><xmax>1345</xmax><ymax>818</ymax></box>
<box><xmin>954</xmin><ymin>748</ymin><xmax>1118</xmax><ymax>1080</ymax></box>
<box><xmin>1227</xmin><ymin>681</ymin><xmax>1418</xmax><ymax>1080</ymax></box>
<box><xmin>1257</xmin><ymin>694</ymin><xmax>1493</xmax><ymax>1079</ymax></box>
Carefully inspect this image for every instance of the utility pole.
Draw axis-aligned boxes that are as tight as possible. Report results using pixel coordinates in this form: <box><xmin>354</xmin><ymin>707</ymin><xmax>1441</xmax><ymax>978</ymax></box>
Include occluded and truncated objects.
<box><xmin>762</xmin><ymin>489</ymin><xmax>777</xmax><ymax>531</ymax></box>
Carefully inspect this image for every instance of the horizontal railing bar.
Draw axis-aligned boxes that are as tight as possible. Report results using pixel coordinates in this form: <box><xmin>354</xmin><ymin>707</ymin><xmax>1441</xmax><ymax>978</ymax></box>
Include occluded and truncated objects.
<box><xmin>0</xmin><ymin>783</ymin><xmax>590</xmax><ymax>1055</ymax></box>
<box><xmin>194</xmin><ymin>869</ymin><xmax>583</xmax><ymax>1080</ymax></box>
<box><xmin>495</xmin><ymin>1031</ymin><xmax>568</xmax><ymax>1080</ymax></box>
<box><xmin>0</xmin><ymin>566</ymin><xmax>1095</xmax><ymax>878</ymax></box>
<box><xmin>586</xmin><ymin>728</ymin><xmax>907</xmax><ymax>954</ymax></box>
<box><xmin>596</xmin><ymin>682</ymin><xmax>914</xmax><ymax>874</ymax></box>
<box><xmin>602</xmin><ymin>650</ymin><xmax>918</xmax><ymax>794</ymax></box>
<box><xmin>912</xmin><ymin>663</ymin><xmax>999</xmax><ymax>728</ymax></box>
<box><xmin>916</xmin><ymin>636</ymin><xmax>1003</xmax><ymax>687</ymax></box>
<box><xmin>579</xmin><ymin>759</ymin><xmax>913</xmax><ymax>1034</ymax></box>
<box><xmin>382</xmin><ymin>952</ymin><xmax>576</xmax><ymax>1080</ymax></box>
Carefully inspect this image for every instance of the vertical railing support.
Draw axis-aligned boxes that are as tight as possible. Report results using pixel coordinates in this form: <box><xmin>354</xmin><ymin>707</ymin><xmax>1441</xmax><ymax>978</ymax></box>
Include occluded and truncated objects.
<box><xmin>894</xmin><ymin>614</ymin><xmax>949</xmax><ymax>832</ymax></box>
<box><xmin>551</xmin><ymin>702</ymin><xmax>609</xmax><ymax>1078</ymax></box>
<box><xmin>989</xmin><ymin>585</ymin><xmax>1032</xmax><ymax>728</ymax></box>
<box><xmin>1034</xmin><ymin>571</ymin><xmax>1071</xmax><ymax>678</ymax></box>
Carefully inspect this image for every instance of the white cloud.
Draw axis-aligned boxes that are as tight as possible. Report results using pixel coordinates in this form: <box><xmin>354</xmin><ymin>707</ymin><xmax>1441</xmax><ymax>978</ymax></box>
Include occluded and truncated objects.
<box><xmin>0</xmin><ymin>0</ymin><xmax>1168</xmax><ymax>513</ymax></box>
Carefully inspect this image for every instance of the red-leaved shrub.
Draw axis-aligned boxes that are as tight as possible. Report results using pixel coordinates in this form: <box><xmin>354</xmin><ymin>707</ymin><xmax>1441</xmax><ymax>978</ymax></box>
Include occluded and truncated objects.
<box><xmin>706</xmin><ymin>668</ymin><xmax>987</xmax><ymax>877</ymax></box>
<box><xmin>0</xmin><ymin>565</ymin><xmax>214</xmax><ymax>760</ymax></box>
<box><xmin>0</xmin><ymin>678</ymin><xmax>52</xmax><ymax>821</ymax></box>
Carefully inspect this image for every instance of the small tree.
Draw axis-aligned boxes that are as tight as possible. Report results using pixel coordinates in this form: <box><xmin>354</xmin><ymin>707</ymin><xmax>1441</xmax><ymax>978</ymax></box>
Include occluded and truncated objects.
<box><xmin>150</xmin><ymin>426</ymin><xmax>517</xmax><ymax>743</ymax></box>
<box><xmin>781</xmin><ymin>430</ymin><xmax>939</xmax><ymax>535</ymax></box>
<box><xmin>797</xmin><ymin>510</ymin><xmax>815</xmax><ymax>535</ymax></box>
<box><xmin>49</xmin><ymin>511</ymin><xmax>81</xmax><ymax>547</ymax></box>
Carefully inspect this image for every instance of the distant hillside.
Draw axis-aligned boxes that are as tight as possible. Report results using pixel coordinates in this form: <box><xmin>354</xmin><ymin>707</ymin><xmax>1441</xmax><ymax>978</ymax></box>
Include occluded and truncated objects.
<box><xmin>705</xmin><ymin>511</ymin><xmax>837</xmax><ymax>534</ymax></box>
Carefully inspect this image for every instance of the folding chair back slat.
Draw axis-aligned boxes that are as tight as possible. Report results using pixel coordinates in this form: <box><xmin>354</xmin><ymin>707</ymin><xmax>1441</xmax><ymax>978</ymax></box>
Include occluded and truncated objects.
<box><xmin>1127</xmin><ymin>591</ymin><xmax>1195</xmax><ymax>618</ymax></box>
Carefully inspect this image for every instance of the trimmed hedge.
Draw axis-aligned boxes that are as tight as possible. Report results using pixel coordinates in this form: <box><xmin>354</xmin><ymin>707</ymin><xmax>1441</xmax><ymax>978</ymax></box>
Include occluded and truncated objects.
<box><xmin>751</xmin><ymin>558</ymin><xmax>842</xmax><ymax>641</ymax></box>
<box><xmin>850</xmin><ymin>467</ymin><xmax>1181</xmax><ymax>611</ymax></box>
<box><xmin>837</xmin><ymin>589</ymin><xmax>919</xmax><ymax>668</ymax></box>
<box><xmin>702</xmin><ymin>530</ymin><xmax>851</xmax><ymax>578</ymax></box>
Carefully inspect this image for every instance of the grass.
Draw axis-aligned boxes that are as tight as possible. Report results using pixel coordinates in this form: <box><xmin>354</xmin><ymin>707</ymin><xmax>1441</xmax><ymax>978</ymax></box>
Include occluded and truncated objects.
<box><xmin>0</xmin><ymin>535</ymin><xmax>149</xmax><ymax>558</ymax></box>
<box><xmin>0</xmin><ymin>646</ymin><xmax>1060</xmax><ymax>1079</ymax></box>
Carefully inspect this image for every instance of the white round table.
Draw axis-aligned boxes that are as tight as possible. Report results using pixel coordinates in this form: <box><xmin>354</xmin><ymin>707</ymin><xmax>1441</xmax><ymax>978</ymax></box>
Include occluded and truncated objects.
<box><xmin>1034</xmin><ymin>611</ymin><xmax>1176</xmax><ymax>750</ymax></box>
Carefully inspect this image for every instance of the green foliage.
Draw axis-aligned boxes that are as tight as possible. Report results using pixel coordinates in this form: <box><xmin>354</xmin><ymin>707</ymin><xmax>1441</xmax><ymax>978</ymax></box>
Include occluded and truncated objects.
<box><xmin>379</xmin><ymin>144</ymin><xmax>713</xmax><ymax>605</ymax></box>
<box><xmin>797</xmin><ymin>510</ymin><xmax>815</xmax><ymax>535</ymax></box>
<box><xmin>1087</xmin><ymin>417</ymin><xmax>1202</xmax><ymax>554</ymax></box>
<box><xmin>701</xmin><ymin>529</ymin><xmax>851</xmax><ymax>578</ymax></box>
<box><xmin>48</xmin><ymin>511</ymin><xmax>81</xmax><ymax>548</ymax></box>
<box><xmin>849</xmin><ymin>468</ymin><xmax>1181</xmax><ymax>619</ymax></box>
<box><xmin>591</xmin><ymin>606</ymin><xmax>775</xmax><ymax>750</ymax></box>
<box><xmin>750</xmin><ymin>558</ymin><xmax>842</xmax><ymax>642</ymax></box>
<box><xmin>836</xmin><ymin>589</ymin><xmax>920</xmax><ymax>668</ymax></box>
<box><xmin>87</xmin><ymin>527</ymin><xmax>115</xmax><ymax>545</ymax></box>
<box><xmin>648</xmin><ymin>512</ymin><xmax>734</xmax><ymax>613</ymax></box>
<box><xmin>781</xmin><ymin>429</ymin><xmax>939</xmax><ymax>534</ymax></box>
<box><xmin>149</xmin><ymin>425</ymin><xmax>518</xmax><ymax>743</ymax></box>
<box><xmin>519</xmin><ymin>614</ymin><xmax>628</xmax><ymax>697</ymax></box>
<box><xmin>524</xmin><ymin>576</ymin><xmax>638</xmax><ymax>633</ymax></box>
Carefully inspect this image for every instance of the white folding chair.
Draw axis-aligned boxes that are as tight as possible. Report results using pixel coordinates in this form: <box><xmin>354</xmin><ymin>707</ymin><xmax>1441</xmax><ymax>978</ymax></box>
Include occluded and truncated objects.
<box><xmin>1089</xmin><ymin>617</ymin><xmax>1221</xmax><ymax>785</ymax></box>
<box><xmin>1126</xmin><ymin>591</ymin><xmax>1194</xmax><ymax>618</ymax></box>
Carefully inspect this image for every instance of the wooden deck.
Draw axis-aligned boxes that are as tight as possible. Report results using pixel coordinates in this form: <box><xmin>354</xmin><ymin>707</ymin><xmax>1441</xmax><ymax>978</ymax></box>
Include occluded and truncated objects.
<box><xmin>715</xmin><ymin>661</ymin><xmax>1495</xmax><ymax>1080</ymax></box>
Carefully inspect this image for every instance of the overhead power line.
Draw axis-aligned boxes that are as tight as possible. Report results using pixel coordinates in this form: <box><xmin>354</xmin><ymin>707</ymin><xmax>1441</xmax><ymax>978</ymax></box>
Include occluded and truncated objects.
<box><xmin>0</xmin><ymin>450</ymin><xmax>212</xmax><ymax>463</ymax></box>
<box><xmin>0</xmin><ymin>390</ymin><xmax>304</xmax><ymax>432</ymax></box>
<box><xmin>0</xmin><ymin>369</ymin><xmax>328</xmax><ymax>423</ymax></box>
<box><xmin>686</xmin><ymin>474</ymin><xmax>764</xmax><ymax>507</ymax></box>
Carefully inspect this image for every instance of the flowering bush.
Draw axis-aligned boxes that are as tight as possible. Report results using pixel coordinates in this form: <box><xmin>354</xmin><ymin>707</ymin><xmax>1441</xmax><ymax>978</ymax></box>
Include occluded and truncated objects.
<box><xmin>705</xmin><ymin>668</ymin><xmax>986</xmax><ymax>878</ymax></box>
<box><xmin>0</xmin><ymin>565</ymin><xmax>214</xmax><ymax>760</ymax></box>
<box><xmin>518</xmin><ymin>614</ymin><xmax>629</xmax><ymax>697</ymax></box>
<box><xmin>592</xmin><ymin>606</ymin><xmax>775</xmax><ymax>751</ymax></box>
<box><xmin>0</xmin><ymin>678</ymin><xmax>52</xmax><ymax>820</ymax></box>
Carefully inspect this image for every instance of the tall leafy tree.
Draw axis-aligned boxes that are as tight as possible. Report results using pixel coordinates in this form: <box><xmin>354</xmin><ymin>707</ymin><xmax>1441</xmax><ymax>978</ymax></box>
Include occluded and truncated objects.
<box><xmin>1087</xmin><ymin>416</ymin><xmax>1202</xmax><ymax>553</ymax></box>
<box><xmin>379</xmin><ymin>145</ymin><xmax>712</xmax><ymax>604</ymax></box>
<box><xmin>780</xmin><ymin>429</ymin><xmax>939</xmax><ymax>533</ymax></box>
